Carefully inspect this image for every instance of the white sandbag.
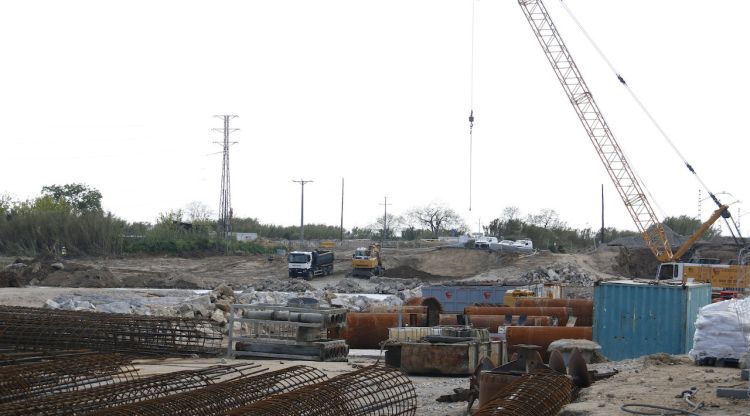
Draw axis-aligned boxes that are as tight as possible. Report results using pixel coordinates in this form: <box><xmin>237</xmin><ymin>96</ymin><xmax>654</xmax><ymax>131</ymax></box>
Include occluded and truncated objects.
<box><xmin>689</xmin><ymin>298</ymin><xmax>750</xmax><ymax>361</ymax></box>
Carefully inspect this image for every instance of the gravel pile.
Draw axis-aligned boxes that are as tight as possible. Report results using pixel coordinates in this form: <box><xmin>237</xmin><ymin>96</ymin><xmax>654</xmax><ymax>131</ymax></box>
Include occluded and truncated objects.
<box><xmin>324</xmin><ymin>278</ymin><xmax>365</xmax><ymax>293</ymax></box>
<box><xmin>520</xmin><ymin>263</ymin><xmax>598</xmax><ymax>286</ymax></box>
<box><xmin>369</xmin><ymin>276</ymin><xmax>422</xmax><ymax>295</ymax></box>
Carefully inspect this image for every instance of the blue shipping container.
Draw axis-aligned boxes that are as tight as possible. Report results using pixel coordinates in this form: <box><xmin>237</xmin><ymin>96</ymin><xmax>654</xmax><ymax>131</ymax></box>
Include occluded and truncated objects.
<box><xmin>421</xmin><ymin>285</ymin><xmax>542</xmax><ymax>313</ymax></box>
<box><xmin>593</xmin><ymin>280</ymin><xmax>711</xmax><ymax>361</ymax></box>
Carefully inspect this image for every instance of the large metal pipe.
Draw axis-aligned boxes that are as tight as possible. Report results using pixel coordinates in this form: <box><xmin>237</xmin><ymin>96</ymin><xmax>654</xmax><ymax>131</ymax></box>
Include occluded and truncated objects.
<box><xmin>464</xmin><ymin>306</ymin><xmax>570</xmax><ymax>326</ymax></box>
<box><xmin>329</xmin><ymin>313</ymin><xmax>428</xmax><ymax>349</ymax></box>
<box><xmin>404</xmin><ymin>297</ymin><xmax>443</xmax><ymax>326</ymax></box>
<box><xmin>469</xmin><ymin>315</ymin><xmax>551</xmax><ymax>331</ymax></box>
<box><xmin>505</xmin><ymin>327</ymin><xmax>592</xmax><ymax>361</ymax></box>
<box><xmin>516</xmin><ymin>298</ymin><xmax>593</xmax><ymax>326</ymax></box>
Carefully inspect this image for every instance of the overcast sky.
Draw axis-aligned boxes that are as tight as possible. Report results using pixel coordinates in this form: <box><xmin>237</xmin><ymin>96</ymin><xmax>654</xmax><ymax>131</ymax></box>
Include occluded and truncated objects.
<box><xmin>1</xmin><ymin>0</ymin><xmax>748</xmax><ymax>236</ymax></box>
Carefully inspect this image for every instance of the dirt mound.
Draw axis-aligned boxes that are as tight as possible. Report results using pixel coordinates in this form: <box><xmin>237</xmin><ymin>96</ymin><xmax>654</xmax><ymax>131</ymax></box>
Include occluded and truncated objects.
<box><xmin>42</xmin><ymin>268</ymin><xmax>122</xmax><ymax>288</ymax></box>
<box><xmin>386</xmin><ymin>248</ymin><xmax>514</xmax><ymax>278</ymax></box>
<box><xmin>383</xmin><ymin>266</ymin><xmax>447</xmax><ymax>280</ymax></box>
<box><xmin>614</xmin><ymin>247</ymin><xmax>660</xmax><ymax>278</ymax></box>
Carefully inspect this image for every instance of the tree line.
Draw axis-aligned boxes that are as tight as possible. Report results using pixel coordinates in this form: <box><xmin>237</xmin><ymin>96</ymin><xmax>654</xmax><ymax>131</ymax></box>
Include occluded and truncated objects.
<box><xmin>0</xmin><ymin>184</ymin><xmax>719</xmax><ymax>257</ymax></box>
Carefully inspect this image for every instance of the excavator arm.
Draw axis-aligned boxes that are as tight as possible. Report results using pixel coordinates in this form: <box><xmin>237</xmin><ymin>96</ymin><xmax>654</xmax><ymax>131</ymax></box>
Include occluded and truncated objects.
<box><xmin>671</xmin><ymin>205</ymin><xmax>727</xmax><ymax>261</ymax></box>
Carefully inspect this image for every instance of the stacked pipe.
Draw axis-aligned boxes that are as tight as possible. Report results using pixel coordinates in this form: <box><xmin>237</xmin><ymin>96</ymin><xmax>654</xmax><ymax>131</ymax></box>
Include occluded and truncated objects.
<box><xmin>0</xmin><ymin>363</ymin><xmax>264</xmax><ymax>416</ymax></box>
<box><xmin>227</xmin><ymin>365</ymin><xmax>417</xmax><ymax>416</ymax></box>
<box><xmin>516</xmin><ymin>298</ymin><xmax>593</xmax><ymax>326</ymax></box>
<box><xmin>439</xmin><ymin>314</ymin><xmax>550</xmax><ymax>329</ymax></box>
<box><xmin>463</xmin><ymin>306</ymin><xmax>570</xmax><ymax>326</ymax></box>
<box><xmin>89</xmin><ymin>365</ymin><xmax>327</xmax><ymax>416</ymax></box>
<box><xmin>474</xmin><ymin>368</ymin><xmax>574</xmax><ymax>416</ymax></box>
<box><xmin>0</xmin><ymin>353</ymin><xmax>137</xmax><ymax>404</ymax></box>
<box><xmin>0</xmin><ymin>305</ymin><xmax>223</xmax><ymax>356</ymax></box>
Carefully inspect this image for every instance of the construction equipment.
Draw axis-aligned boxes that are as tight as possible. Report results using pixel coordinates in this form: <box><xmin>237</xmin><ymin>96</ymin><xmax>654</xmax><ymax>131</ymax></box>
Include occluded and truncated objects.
<box><xmin>350</xmin><ymin>243</ymin><xmax>384</xmax><ymax>278</ymax></box>
<box><xmin>287</xmin><ymin>249</ymin><xmax>334</xmax><ymax>280</ymax></box>
<box><xmin>518</xmin><ymin>0</ymin><xmax>749</xmax><ymax>291</ymax></box>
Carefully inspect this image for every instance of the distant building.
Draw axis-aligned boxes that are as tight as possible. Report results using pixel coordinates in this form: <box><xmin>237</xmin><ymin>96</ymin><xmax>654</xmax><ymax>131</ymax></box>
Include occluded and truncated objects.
<box><xmin>234</xmin><ymin>232</ymin><xmax>258</xmax><ymax>242</ymax></box>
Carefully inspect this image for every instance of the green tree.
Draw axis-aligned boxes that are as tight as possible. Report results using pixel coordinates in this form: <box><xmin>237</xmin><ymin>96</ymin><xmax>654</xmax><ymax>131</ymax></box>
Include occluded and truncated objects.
<box><xmin>41</xmin><ymin>183</ymin><xmax>102</xmax><ymax>213</ymax></box>
<box><xmin>663</xmin><ymin>215</ymin><xmax>721</xmax><ymax>239</ymax></box>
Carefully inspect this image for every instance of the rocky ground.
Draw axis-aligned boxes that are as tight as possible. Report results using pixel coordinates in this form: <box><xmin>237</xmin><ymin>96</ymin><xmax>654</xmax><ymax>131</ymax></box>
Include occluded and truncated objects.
<box><xmin>1</xmin><ymin>244</ymin><xmax>748</xmax><ymax>415</ymax></box>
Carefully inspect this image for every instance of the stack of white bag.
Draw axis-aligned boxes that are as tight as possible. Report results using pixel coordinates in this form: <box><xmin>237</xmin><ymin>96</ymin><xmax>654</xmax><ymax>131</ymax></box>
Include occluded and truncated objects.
<box><xmin>689</xmin><ymin>297</ymin><xmax>750</xmax><ymax>362</ymax></box>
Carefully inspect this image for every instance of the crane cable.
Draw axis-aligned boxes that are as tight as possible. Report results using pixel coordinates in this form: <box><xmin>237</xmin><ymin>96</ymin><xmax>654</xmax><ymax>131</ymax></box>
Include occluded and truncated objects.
<box><xmin>468</xmin><ymin>0</ymin><xmax>476</xmax><ymax>212</ymax></box>
<box><xmin>558</xmin><ymin>0</ymin><xmax>744</xmax><ymax>244</ymax></box>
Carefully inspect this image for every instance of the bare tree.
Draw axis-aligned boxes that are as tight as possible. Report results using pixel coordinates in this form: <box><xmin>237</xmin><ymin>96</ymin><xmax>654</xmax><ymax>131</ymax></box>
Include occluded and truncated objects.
<box><xmin>527</xmin><ymin>208</ymin><xmax>561</xmax><ymax>229</ymax></box>
<box><xmin>502</xmin><ymin>206</ymin><xmax>521</xmax><ymax>222</ymax></box>
<box><xmin>369</xmin><ymin>213</ymin><xmax>403</xmax><ymax>239</ymax></box>
<box><xmin>407</xmin><ymin>203</ymin><xmax>465</xmax><ymax>238</ymax></box>
<box><xmin>185</xmin><ymin>201</ymin><xmax>213</xmax><ymax>223</ymax></box>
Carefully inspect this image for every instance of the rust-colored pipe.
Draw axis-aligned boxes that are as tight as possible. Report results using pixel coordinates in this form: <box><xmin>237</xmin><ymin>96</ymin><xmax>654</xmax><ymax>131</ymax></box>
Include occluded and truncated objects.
<box><xmin>516</xmin><ymin>298</ymin><xmax>593</xmax><ymax>326</ymax></box>
<box><xmin>469</xmin><ymin>315</ymin><xmax>551</xmax><ymax>331</ymax></box>
<box><xmin>506</xmin><ymin>326</ymin><xmax>592</xmax><ymax>361</ymax></box>
<box><xmin>328</xmin><ymin>312</ymin><xmax>427</xmax><ymax>349</ymax></box>
<box><xmin>464</xmin><ymin>306</ymin><xmax>570</xmax><ymax>326</ymax></box>
<box><xmin>439</xmin><ymin>314</ymin><xmax>459</xmax><ymax>326</ymax></box>
<box><xmin>405</xmin><ymin>297</ymin><xmax>443</xmax><ymax>326</ymax></box>
<box><xmin>368</xmin><ymin>305</ymin><xmax>427</xmax><ymax>314</ymax></box>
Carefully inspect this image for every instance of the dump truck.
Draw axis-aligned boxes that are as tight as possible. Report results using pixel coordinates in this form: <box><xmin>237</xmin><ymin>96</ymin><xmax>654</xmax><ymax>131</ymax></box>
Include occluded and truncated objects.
<box><xmin>288</xmin><ymin>250</ymin><xmax>334</xmax><ymax>280</ymax></box>
<box><xmin>350</xmin><ymin>243</ymin><xmax>384</xmax><ymax>278</ymax></box>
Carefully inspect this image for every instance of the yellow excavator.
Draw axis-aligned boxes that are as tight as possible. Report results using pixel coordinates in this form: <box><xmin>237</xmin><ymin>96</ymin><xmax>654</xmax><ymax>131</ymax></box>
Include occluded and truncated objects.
<box><xmin>519</xmin><ymin>0</ymin><xmax>749</xmax><ymax>292</ymax></box>
<box><xmin>350</xmin><ymin>243</ymin><xmax>384</xmax><ymax>278</ymax></box>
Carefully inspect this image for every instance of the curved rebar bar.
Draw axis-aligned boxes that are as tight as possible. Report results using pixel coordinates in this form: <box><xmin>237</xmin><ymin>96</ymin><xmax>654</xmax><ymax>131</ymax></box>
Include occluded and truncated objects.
<box><xmin>230</xmin><ymin>365</ymin><xmax>417</xmax><ymax>416</ymax></box>
<box><xmin>89</xmin><ymin>365</ymin><xmax>327</xmax><ymax>416</ymax></box>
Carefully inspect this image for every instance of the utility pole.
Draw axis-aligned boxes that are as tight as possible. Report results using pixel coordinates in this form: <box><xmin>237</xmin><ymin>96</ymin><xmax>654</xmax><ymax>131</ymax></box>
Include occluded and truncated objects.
<box><xmin>213</xmin><ymin>115</ymin><xmax>238</xmax><ymax>254</ymax></box>
<box><xmin>340</xmin><ymin>178</ymin><xmax>345</xmax><ymax>242</ymax></box>
<box><xmin>293</xmin><ymin>179</ymin><xmax>313</xmax><ymax>244</ymax></box>
<box><xmin>380</xmin><ymin>196</ymin><xmax>391</xmax><ymax>245</ymax></box>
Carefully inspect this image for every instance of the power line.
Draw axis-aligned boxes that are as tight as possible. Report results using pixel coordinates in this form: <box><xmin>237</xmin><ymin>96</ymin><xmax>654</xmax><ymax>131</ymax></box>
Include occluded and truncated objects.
<box><xmin>380</xmin><ymin>196</ymin><xmax>392</xmax><ymax>245</ymax></box>
<box><xmin>213</xmin><ymin>115</ymin><xmax>238</xmax><ymax>253</ymax></box>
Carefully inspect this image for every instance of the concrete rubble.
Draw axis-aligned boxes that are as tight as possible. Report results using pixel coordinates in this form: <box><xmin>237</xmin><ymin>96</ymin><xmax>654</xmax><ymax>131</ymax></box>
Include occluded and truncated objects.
<box><xmin>520</xmin><ymin>263</ymin><xmax>598</xmax><ymax>286</ymax></box>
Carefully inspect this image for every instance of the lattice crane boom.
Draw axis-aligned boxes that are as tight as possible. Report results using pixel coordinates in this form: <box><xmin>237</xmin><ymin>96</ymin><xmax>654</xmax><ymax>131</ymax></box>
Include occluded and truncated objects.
<box><xmin>518</xmin><ymin>0</ymin><xmax>677</xmax><ymax>261</ymax></box>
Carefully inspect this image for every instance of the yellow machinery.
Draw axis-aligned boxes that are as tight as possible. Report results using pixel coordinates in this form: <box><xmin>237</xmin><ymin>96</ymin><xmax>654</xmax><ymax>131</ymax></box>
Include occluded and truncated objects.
<box><xmin>519</xmin><ymin>0</ymin><xmax>748</xmax><ymax>292</ymax></box>
<box><xmin>351</xmin><ymin>243</ymin><xmax>383</xmax><ymax>278</ymax></box>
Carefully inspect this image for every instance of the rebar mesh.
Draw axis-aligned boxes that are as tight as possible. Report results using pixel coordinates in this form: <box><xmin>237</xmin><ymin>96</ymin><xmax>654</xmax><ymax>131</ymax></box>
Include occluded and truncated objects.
<box><xmin>0</xmin><ymin>352</ymin><xmax>137</xmax><ymax>404</ymax></box>
<box><xmin>88</xmin><ymin>365</ymin><xmax>327</xmax><ymax>416</ymax></box>
<box><xmin>0</xmin><ymin>363</ymin><xmax>263</xmax><ymax>416</ymax></box>
<box><xmin>229</xmin><ymin>365</ymin><xmax>417</xmax><ymax>416</ymax></box>
<box><xmin>0</xmin><ymin>305</ymin><xmax>223</xmax><ymax>356</ymax></box>
<box><xmin>0</xmin><ymin>349</ymin><xmax>103</xmax><ymax>367</ymax></box>
<box><xmin>474</xmin><ymin>368</ymin><xmax>574</xmax><ymax>416</ymax></box>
